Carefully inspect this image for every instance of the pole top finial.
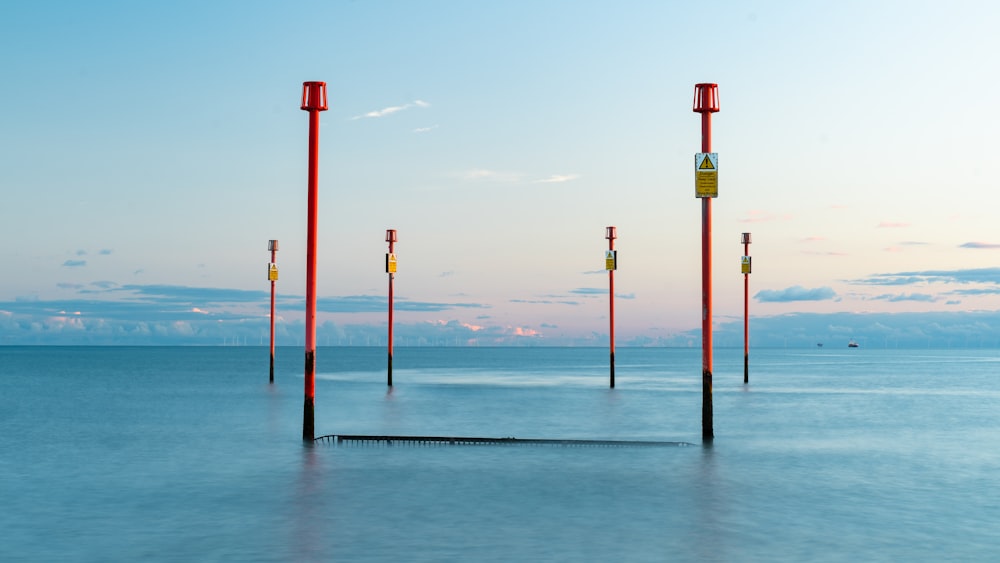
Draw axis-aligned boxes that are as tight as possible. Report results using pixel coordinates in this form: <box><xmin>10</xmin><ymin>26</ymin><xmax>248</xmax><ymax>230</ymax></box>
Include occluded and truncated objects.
<box><xmin>301</xmin><ymin>82</ymin><xmax>328</xmax><ymax>112</ymax></box>
<box><xmin>268</xmin><ymin>240</ymin><xmax>279</xmax><ymax>251</ymax></box>
<box><xmin>606</xmin><ymin>226</ymin><xmax>617</xmax><ymax>240</ymax></box>
<box><xmin>741</xmin><ymin>232</ymin><xmax>751</xmax><ymax>244</ymax></box>
<box><xmin>693</xmin><ymin>83</ymin><xmax>720</xmax><ymax>113</ymax></box>
<box><xmin>386</xmin><ymin>229</ymin><xmax>397</xmax><ymax>243</ymax></box>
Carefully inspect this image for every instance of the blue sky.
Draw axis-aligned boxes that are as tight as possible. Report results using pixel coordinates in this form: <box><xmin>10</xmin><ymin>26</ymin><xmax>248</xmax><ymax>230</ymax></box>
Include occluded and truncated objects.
<box><xmin>3</xmin><ymin>0</ymin><xmax>1000</xmax><ymax>347</ymax></box>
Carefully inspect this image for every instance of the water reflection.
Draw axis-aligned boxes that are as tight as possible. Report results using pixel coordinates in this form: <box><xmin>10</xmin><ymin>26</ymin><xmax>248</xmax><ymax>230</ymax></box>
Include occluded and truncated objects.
<box><xmin>289</xmin><ymin>443</ymin><xmax>325</xmax><ymax>563</ymax></box>
<box><xmin>690</xmin><ymin>442</ymin><xmax>728</xmax><ymax>562</ymax></box>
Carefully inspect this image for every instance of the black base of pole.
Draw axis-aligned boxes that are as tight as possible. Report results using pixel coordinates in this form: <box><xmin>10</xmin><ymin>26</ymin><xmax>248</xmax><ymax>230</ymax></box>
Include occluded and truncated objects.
<box><xmin>702</xmin><ymin>369</ymin><xmax>714</xmax><ymax>440</ymax></box>
<box><xmin>610</xmin><ymin>351</ymin><xmax>615</xmax><ymax>388</ymax></box>
<box><xmin>303</xmin><ymin>397</ymin><xmax>315</xmax><ymax>441</ymax></box>
<box><xmin>744</xmin><ymin>354</ymin><xmax>749</xmax><ymax>384</ymax></box>
<box><xmin>388</xmin><ymin>353</ymin><xmax>393</xmax><ymax>387</ymax></box>
<box><xmin>269</xmin><ymin>354</ymin><xmax>275</xmax><ymax>384</ymax></box>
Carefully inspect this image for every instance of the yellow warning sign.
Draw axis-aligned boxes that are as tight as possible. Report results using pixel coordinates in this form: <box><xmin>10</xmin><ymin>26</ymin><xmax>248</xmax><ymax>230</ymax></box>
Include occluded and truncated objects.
<box><xmin>741</xmin><ymin>255</ymin><xmax>751</xmax><ymax>274</ymax></box>
<box><xmin>605</xmin><ymin>250</ymin><xmax>617</xmax><ymax>271</ymax></box>
<box><xmin>695</xmin><ymin>153</ymin><xmax>718</xmax><ymax>198</ymax></box>
<box><xmin>268</xmin><ymin>263</ymin><xmax>278</xmax><ymax>281</ymax></box>
<box><xmin>386</xmin><ymin>253</ymin><xmax>397</xmax><ymax>274</ymax></box>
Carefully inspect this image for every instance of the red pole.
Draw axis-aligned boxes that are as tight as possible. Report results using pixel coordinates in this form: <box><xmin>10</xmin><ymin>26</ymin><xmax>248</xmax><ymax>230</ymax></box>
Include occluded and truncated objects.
<box><xmin>606</xmin><ymin>226</ymin><xmax>617</xmax><ymax>388</ymax></box>
<box><xmin>386</xmin><ymin>229</ymin><xmax>397</xmax><ymax>387</ymax></box>
<box><xmin>742</xmin><ymin>232</ymin><xmax>751</xmax><ymax>384</ymax></box>
<box><xmin>269</xmin><ymin>239</ymin><xmax>278</xmax><ymax>384</ymax></box>
<box><xmin>693</xmin><ymin>83</ymin><xmax>719</xmax><ymax>441</ymax></box>
<box><xmin>301</xmin><ymin>81</ymin><xmax>327</xmax><ymax>441</ymax></box>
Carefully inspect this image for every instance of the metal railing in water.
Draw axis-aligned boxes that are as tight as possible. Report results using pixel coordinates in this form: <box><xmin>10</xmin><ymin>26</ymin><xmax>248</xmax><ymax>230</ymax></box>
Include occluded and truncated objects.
<box><xmin>315</xmin><ymin>434</ymin><xmax>693</xmax><ymax>447</ymax></box>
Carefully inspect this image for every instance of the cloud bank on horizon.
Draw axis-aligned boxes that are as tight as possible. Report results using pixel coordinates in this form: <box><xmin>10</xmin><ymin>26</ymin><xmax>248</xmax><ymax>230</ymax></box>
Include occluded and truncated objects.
<box><xmin>5</xmin><ymin>262</ymin><xmax>1000</xmax><ymax>346</ymax></box>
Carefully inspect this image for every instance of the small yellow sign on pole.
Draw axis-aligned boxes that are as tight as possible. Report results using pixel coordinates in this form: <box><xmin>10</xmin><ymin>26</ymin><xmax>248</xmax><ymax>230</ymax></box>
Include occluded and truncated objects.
<box><xmin>268</xmin><ymin>263</ymin><xmax>279</xmax><ymax>281</ymax></box>
<box><xmin>695</xmin><ymin>152</ymin><xmax>718</xmax><ymax>198</ymax></box>
<box><xmin>386</xmin><ymin>253</ymin><xmax>397</xmax><ymax>273</ymax></box>
<box><xmin>605</xmin><ymin>249</ymin><xmax>617</xmax><ymax>271</ymax></box>
<box><xmin>741</xmin><ymin>255</ymin><xmax>751</xmax><ymax>274</ymax></box>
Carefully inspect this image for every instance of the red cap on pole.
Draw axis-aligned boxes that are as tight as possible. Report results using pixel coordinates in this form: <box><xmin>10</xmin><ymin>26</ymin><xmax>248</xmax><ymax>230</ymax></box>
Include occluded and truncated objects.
<box><xmin>301</xmin><ymin>82</ymin><xmax>328</xmax><ymax>112</ymax></box>
<box><xmin>692</xmin><ymin>83</ymin><xmax>720</xmax><ymax>113</ymax></box>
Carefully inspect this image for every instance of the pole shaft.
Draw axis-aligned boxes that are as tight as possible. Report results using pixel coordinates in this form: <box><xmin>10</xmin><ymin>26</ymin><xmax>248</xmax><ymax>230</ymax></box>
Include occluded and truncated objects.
<box><xmin>701</xmin><ymin>110</ymin><xmax>714</xmax><ymax>440</ymax></box>
<box><xmin>270</xmin><ymin>247</ymin><xmax>276</xmax><ymax>384</ymax></box>
<box><xmin>388</xmin><ymin>239</ymin><xmax>394</xmax><ymax>387</ymax></box>
<box><xmin>744</xmin><ymin>240</ymin><xmax>749</xmax><ymax>384</ymax></box>
<box><xmin>609</xmin><ymin>237</ymin><xmax>615</xmax><ymax>389</ymax></box>
<box><xmin>303</xmin><ymin>108</ymin><xmax>319</xmax><ymax>441</ymax></box>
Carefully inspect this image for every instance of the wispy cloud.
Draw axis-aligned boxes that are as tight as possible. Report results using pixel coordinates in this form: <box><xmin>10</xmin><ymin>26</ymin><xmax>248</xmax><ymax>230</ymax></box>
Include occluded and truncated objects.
<box><xmin>458</xmin><ymin>169</ymin><xmax>522</xmax><ymax>182</ymax></box>
<box><xmin>960</xmin><ymin>242</ymin><xmax>1000</xmax><ymax>249</ymax></box>
<box><xmin>852</xmin><ymin>275</ymin><xmax>927</xmax><ymax>286</ymax></box>
<box><xmin>877</xmin><ymin>221</ymin><xmax>910</xmax><ymax>228</ymax></box>
<box><xmin>569</xmin><ymin>288</ymin><xmax>605</xmax><ymax>296</ymax></box>
<box><xmin>871</xmin><ymin>293</ymin><xmax>937</xmax><ymax>303</ymax></box>
<box><xmin>413</xmin><ymin>125</ymin><xmax>439</xmax><ymax>133</ymax></box>
<box><xmin>534</xmin><ymin>174</ymin><xmax>580</xmax><ymax>184</ymax></box>
<box><xmin>99</xmin><ymin>249</ymin><xmax>114</xmax><ymax>255</ymax></box>
<box><xmin>947</xmin><ymin>287</ymin><xmax>1000</xmax><ymax>296</ymax></box>
<box><xmin>755</xmin><ymin>285</ymin><xmax>837</xmax><ymax>302</ymax></box>
<box><xmin>62</xmin><ymin>260</ymin><xmax>86</xmax><ymax>267</ymax></box>
<box><xmin>351</xmin><ymin>99</ymin><xmax>430</xmax><ymax>120</ymax></box>
<box><xmin>855</xmin><ymin>268</ymin><xmax>1000</xmax><ymax>286</ymax></box>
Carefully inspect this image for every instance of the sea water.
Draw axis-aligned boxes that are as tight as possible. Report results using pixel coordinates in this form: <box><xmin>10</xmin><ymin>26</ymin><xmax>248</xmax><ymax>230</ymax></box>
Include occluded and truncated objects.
<box><xmin>2</xmin><ymin>346</ymin><xmax>999</xmax><ymax>562</ymax></box>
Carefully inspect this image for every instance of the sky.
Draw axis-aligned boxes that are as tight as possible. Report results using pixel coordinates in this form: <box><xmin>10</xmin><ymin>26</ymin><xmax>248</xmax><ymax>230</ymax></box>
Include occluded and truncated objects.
<box><xmin>3</xmin><ymin>0</ymin><xmax>1000</xmax><ymax>347</ymax></box>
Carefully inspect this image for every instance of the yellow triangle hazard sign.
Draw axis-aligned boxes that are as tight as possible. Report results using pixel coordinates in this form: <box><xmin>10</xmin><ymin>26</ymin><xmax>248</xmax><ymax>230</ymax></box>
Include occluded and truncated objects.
<box><xmin>699</xmin><ymin>155</ymin><xmax>715</xmax><ymax>170</ymax></box>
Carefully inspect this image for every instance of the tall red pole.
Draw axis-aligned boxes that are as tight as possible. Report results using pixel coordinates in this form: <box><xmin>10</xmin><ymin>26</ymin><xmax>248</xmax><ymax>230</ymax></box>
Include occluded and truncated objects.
<box><xmin>268</xmin><ymin>239</ymin><xmax>279</xmax><ymax>384</ymax></box>
<box><xmin>694</xmin><ymin>83</ymin><xmax>719</xmax><ymax>441</ymax></box>
<box><xmin>386</xmin><ymin>229</ymin><xmax>397</xmax><ymax>387</ymax></box>
<box><xmin>742</xmin><ymin>232</ymin><xmax>751</xmax><ymax>384</ymax></box>
<box><xmin>606</xmin><ymin>226</ymin><xmax>617</xmax><ymax>388</ymax></box>
<box><xmin>301</xmin><ymin>81</ymin><xmax>327</xmax><ymax>441</ymax></box>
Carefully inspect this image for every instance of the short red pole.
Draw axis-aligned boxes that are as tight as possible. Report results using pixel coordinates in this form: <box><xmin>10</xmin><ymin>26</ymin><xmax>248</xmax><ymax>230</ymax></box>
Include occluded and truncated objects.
<box><xmin>386</xmin><ymin>229</ymin><xmax>397</xmax><ymax>387</ymax></box>
<box><xmin>606</xmin><ymin>226</ymin><xmax>617</xmax><ymax>388</ymax></box>
<box><xmin>742</xmin><ymin>232</ymin><xmax>751</xmax><ymax>384</ymax></box>
<box><xmin>301</xmin><ymin>81</ymin><xmax>327</xmax><ymax>441</ymax></box>
<box><xmin>268</xmin><ymin>239</ymin><xmax>279</xmax><ymax>384</ymax></box>
<box><xmin>693</xmin><ymin>83</ymin><xmax>719</xmax><ymax>441</ymax></box>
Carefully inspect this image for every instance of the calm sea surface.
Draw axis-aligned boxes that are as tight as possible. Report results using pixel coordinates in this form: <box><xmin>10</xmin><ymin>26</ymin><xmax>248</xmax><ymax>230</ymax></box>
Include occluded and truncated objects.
<box><xmin>2</xmin><ymin>345</ymin><xmax>999</xmax><ymax>562</ymax></box>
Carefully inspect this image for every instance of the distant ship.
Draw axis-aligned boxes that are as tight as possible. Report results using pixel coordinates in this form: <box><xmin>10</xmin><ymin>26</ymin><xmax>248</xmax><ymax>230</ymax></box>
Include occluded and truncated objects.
<box><xmin>848</xmin><ymin>340</ymin><xmax>859</xmax><ymax>348</ymax></box>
